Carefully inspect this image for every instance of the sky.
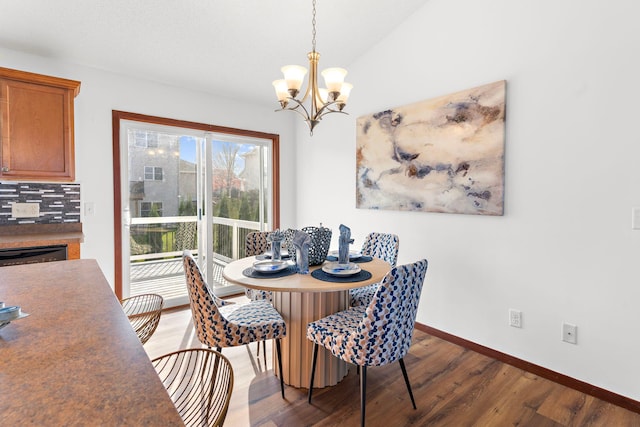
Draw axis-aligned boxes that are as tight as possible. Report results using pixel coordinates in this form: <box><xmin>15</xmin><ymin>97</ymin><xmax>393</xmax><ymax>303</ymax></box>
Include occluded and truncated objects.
<box><xmin>179</xmin><ymin>136</ymin><xmax>253</xmax><ymax>174</ymax></box>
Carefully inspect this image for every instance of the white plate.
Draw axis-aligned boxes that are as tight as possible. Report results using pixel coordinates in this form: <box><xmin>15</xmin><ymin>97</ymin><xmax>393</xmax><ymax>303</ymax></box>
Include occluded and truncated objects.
<box><xmin>322</xmin><ymin>262</ymin><xmax>362</xmax><ymax>277</ymax></box>
<box><xmin>327</xmin><ymin>250</ymin><xmax>362</xmax><ymax>260</ymax></box>
<box><xmin>253</xmin><ymin>259</ymin><xmax>291</xmax><ymax>273</ymax></box>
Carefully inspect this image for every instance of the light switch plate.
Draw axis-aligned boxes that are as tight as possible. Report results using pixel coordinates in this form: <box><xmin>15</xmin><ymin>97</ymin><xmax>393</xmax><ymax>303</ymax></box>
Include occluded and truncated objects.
<box><xmin>12</xmin><ymin>202</ymin><xmax>40</xmax><ymax>218</ymax></box>
<box><xmin>84</xmin><ymin>202</ymin><xmax>95</xmax><ymax>216</ymax></box>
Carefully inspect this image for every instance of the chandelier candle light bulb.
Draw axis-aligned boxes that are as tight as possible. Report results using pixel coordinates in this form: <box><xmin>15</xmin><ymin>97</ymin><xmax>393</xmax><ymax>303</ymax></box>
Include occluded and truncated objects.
<box><xmin>321</xmin><ymin>68</ymin><xmax>347</xmax><ymax>96</ymax></box>
<box><xmin>282</xmin><ymin>65</ymin><xmax>307</xmax><ymax>96</ymax></box>
<box><xmin>336</xmin><ymin>82</ymin><xmax>352</xmax><ymax>104</ymax></box>
<box><xmin>272</xmin><ymin>0</ymin><xmax>352</xmax><ymax>135</ymax></box>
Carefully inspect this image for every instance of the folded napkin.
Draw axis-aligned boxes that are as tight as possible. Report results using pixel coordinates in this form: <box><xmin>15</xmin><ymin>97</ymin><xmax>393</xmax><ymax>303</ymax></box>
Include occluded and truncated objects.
<box><xmin>338</xmin><ymin>224</ymin><xmax>354</xmax><ymax>264</ymax></box>
<box><xmin>292</xmin><ymin>230</ymin><xmax>311</xmax><ymax>274</ymax></box>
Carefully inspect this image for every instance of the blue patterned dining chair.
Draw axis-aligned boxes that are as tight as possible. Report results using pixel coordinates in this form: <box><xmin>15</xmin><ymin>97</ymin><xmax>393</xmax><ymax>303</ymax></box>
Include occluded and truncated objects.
<box><xmin>244</xmin><ymin>231</ymin><xmax>273</xmax><ymax>302</ymax></box>
<box><xmin>182</xmin><ymin>250</ymin><xmax>287</xmax><ymax>398</ymax></box>
<box><xmin>349</xmin><ymin>232</ymin><xmax>400</xmax><ymax>307</ymax></box>
<box><xmin>244</xmin><ymin>231</ymin><xmax>275</xmax><ymax>360</ymax></box>
<box><xmin>307</xmin><ymin>258</ymin><xmax>428</xmax><ymax>427</ymax></box>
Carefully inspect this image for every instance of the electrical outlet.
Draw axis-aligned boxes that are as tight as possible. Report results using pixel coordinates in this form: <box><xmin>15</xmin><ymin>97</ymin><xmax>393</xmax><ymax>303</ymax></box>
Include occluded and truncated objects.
<box><xmin>509</xmin><ymin>309</ymin><xmax>522</xmax><ymax>328</ymax></box>
<box><xmin>562</xmin><ymin>323</ymin><xmax>577</xmax><ymax>344</ymax></box>
<box><xmin>11</xmin><ymin>202</ymin><xmax>39</xmax><ymax>218</ymax></box>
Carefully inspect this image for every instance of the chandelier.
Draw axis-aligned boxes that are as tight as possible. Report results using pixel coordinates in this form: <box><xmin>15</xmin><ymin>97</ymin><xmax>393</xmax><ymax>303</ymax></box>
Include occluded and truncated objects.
<box><xmin>272</xmin><ymin>0</ymin><xmax>353</xmax><ymax>135</ymax></box>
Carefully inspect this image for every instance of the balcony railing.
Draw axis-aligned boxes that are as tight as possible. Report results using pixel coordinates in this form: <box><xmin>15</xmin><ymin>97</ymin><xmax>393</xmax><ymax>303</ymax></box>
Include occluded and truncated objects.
<box><xmin>129</xmin><ymin>216</ymin><xmax>266</xmax><ymax>263</ymax></box>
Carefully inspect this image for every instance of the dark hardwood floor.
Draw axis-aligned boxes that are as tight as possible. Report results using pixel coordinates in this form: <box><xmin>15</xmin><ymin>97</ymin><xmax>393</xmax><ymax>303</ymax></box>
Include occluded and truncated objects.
<box><xmin>144</xmin><ymin>301</ymin><xmax>640</xmax><ymax>426</ymax></box>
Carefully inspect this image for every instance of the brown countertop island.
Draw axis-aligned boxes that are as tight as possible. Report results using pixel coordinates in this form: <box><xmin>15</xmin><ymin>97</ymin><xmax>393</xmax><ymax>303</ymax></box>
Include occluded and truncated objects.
<box><xmin>0</xmin><ymin>259</ymin><xmax>183</xmax><ymax>425</ymax></box>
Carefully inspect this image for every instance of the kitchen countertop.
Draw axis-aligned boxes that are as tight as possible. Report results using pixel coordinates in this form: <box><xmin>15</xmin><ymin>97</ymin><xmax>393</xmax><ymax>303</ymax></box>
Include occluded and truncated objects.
<box><xmin>0</xmin><ymin>231</ymin><xmax>84</xmax><ymax>248</ymax></box>
<box><xmin>0</xmin><ymin>223</ymin><xmax>84</xmax><ymax>258</ymax></box>
<box><xmin>0</xmin><ymin>259</ymin><xmax>183</xmax><ymax>425</ymax></box>
<box><xmin>0</xmin><ymin>222</ymin><xmax>82</xmax><ymax>236</ymax></box>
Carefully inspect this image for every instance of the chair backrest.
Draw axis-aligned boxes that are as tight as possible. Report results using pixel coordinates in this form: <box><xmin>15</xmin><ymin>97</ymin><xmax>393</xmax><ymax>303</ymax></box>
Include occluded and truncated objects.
<box><xmin>152</xmin><ymin>348</ymin><xmax>234</xmax><ymax>427</ymax></box>
<box><xmin>120</xmin><ymin>293</ymin><xmax>163</xmax><ymax>345</ymax></box>
<box><xmin>175</xmin><ymin>222</ymin><xmax>197</xmax><ymax>251</ymax></box>
<box><xmin>182</xmin><ymin>250</ymin><xmax>228</xmax><ymax>349</ymax></box>
<box><xmin>245</xmin><ymin>231</ymin><xmax>270</xmax><ymax>256</ymax></box>
<box><xmin>244</xmin><ymin>232</ymin><xmax>274</xmax><ymax>301</ymax></box>
<box><xmin>361</xmin><ymin>232</ymin><xmax>400</xmax><ymax>267</ymax></box>
<box><xmin>356</xmin><ymin>259</ymin><xmax>428</xmax><ymax>366</ymax></box>
<box><xmin>284</xmin><ymin>226</ymin><xmax>332</xmax><ymax>266</ymax></box>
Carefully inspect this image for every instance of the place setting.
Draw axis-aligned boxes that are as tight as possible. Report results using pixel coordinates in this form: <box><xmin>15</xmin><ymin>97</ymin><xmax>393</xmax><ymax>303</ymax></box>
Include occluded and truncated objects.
<box><xmin>243</xmin><ymin>229</ymin><xmax>297</xmax><ymax>278</ymax></box>
<box><xmin>242</xmin><ymin>259</ymin><xmax>297</xmax><ymax>279</ymax></box>
<box><xmin>311</xmin><ymin>224</ymin><xmax>373</xmax><ymax>283</ymax></box>
<box><xmin>312</xmin><ymin>261</ymin><xmax>373</xmax><ymax>283</ymax></box>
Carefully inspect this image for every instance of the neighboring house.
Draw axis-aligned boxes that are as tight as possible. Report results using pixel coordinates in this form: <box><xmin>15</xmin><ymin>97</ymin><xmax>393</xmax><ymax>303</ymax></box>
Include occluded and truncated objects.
<box><xmin>178</xmin><ymin>158</ymin><xmax>197</xmax><ymax>211</ymax></box>
<box><xmin>128</xmin><ymin>130</ymin><xmax>182</xmax><ymax>217</ymax></box>
<box><xmin>238</xmin><ymin>146</ymin><xmax>261</xmax><ymax>191</ymax></box>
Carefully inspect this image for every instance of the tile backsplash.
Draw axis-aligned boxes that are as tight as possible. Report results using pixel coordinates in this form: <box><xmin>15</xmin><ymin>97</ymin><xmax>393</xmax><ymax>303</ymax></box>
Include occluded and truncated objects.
<box><xmin>0</xmin><ymin>182</ymin><xmax>81</xmax><ymax>225</ymax></box>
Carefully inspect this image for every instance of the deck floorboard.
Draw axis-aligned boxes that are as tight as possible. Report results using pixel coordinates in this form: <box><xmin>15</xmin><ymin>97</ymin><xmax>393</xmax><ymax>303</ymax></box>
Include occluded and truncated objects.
<box><xmin>129</xmin><ymin>258</ymin><xmax>231</xmax><ymax>300</ymax></box>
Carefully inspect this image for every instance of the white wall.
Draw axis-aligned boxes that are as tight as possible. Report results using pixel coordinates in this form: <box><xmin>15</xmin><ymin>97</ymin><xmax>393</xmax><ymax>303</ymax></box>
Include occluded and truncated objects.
<box><xmin>294</xmin><ymin>0</ymin><xmax>640</xmax><ymax>400</ymax></box>
<box><xmin>0</xmin><ymin>46</ymin><xmax>297</xmax><ymax>290</ymax></box>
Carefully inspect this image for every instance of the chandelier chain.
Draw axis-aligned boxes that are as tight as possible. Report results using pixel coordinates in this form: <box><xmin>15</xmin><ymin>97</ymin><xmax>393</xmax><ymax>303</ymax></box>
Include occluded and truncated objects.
<box><xmin>311</xmin><ymin>0</ymin><xmax>317</xmax><ymax>52</ymax></box>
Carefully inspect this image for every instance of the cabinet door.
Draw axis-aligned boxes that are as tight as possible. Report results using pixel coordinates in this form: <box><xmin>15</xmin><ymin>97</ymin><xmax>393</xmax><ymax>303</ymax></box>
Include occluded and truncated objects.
<box><xmin>0</xmin><ymin>78</ymin><xmax>75</xmax><ymax>181</ymax></box>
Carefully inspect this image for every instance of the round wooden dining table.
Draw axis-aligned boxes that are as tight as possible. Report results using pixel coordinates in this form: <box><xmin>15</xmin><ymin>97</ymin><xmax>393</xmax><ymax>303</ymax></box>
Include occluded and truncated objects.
<box><xmin>222</xmin><ymin>255</ymin><xmax>391</xmax><ymax>388</ymax></box>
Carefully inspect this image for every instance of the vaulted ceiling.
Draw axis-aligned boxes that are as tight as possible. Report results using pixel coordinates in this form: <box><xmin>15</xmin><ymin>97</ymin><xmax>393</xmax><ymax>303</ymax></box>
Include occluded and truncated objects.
<box><xmin>1</xmin><ymin>0</ymin><xmax>428</xmax><ymax>105</ymax></box>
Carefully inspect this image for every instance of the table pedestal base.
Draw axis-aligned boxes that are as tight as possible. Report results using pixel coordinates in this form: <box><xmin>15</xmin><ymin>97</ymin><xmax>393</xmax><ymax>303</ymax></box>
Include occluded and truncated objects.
<box><xmin>273</xmin><ymin>290</ymin><xmax>349</xmax><ymax>388</ymax></box>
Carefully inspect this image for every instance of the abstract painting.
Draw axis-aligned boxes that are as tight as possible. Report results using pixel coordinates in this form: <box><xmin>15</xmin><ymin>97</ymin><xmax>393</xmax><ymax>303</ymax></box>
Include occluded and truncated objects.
<box><xmin>356</xmin><ymin>80</ymin><xmax>506</xmax><ymax>215</ymax></box>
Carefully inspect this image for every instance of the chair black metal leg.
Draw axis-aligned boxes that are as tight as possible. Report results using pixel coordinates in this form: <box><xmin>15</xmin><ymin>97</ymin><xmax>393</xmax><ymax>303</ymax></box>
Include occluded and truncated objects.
<box><xmin>275</xmin><ymin>339</ymin><xmax>285</xmax><ymax>399</ymax></box>
<box><xmin>398</xmin><ymin>358</ymin><xmax>416</xmax><ymax>409</ymax></box>
<box><xmin>360</xmin><ymin>365</ymin><xmax>367</xmax><ymax>427</ymax></box>
<box><xmin>256</xmin><ymin>341</ymin><xmax>267</xmax><ymax>363</ymax></box>
<box><xmin>308</xmin><ymin>343</ymin><xmax>319</xmax><ymax>403</ymax></box>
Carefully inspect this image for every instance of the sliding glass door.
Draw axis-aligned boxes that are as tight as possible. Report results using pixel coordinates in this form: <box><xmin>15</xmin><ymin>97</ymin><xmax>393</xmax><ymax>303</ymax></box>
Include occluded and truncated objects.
<box><xmin>113</xmin><ymin>112</ymin><xmax>279</xmax><ymax>308</ymax></box>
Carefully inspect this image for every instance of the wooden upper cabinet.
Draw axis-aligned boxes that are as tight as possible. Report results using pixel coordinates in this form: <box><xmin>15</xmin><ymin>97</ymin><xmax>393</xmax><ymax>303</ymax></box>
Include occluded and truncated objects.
<box><xmin>0</xmin><ymin>67</ymin><xmax>80</xmax><ymax>181</ymax></box>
